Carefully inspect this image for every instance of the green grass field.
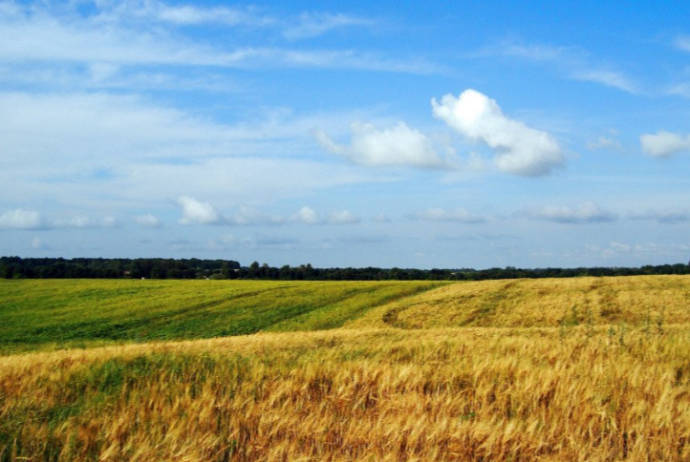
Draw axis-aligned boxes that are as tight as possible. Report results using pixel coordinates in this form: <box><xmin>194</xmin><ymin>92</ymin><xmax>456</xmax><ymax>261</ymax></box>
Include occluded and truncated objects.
<box><xmin>0</xmin><ymin>279</ymin><xmax>446</xmax><ymax>354</ymax></box>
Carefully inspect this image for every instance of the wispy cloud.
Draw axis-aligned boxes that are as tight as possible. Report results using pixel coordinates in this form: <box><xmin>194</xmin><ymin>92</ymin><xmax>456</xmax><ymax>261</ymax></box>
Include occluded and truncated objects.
<box><xmin>412</xmin><ymin>207</ymin><xmax>486</xmax><ymax>224</ymax></box>
<box><xmin>94</xmin><ymin>1</ymin><xmax>275</xmax><ymax>28</ymax></box>
<box><xmin>481</xmin><ymin>40</ymin><xmax>640</xmax><ymax>94</ymax></box>
<box><xmin>0</xmin><ymin>209</ymin><xmax>117</xmax><ymax>230</ymax></box>
<box><xmin>667</xmin><ymin>81</ymin><xmax>690</xmax><ymax>99</ymax></box>
<box><xmin>0</xmin><ymin>1</ymin><xmax>434</xmax><ymax>75</ymax></box>
<box><xmin>627</xmin><ymin>209</ymin><xmax>690</xmax><ymax>224</ymax></box>
<box><xmin>520</xmin><ymin>203</ymin><xmax>617</xmax><ymax>224</ymax></box>
<box><xmin>135</xmin><ymin>214</ymin><xmax>162</xmax><ymax>228</ymax></box>
<box><xmin>587</xmin><ymin>132</ymin><xmax>624</xmax><ymax>152</ymax></box>
<box><xmin>94</xmin><ymin>1</ymin><xmax>374</xmax><ymax>40</ymax></box>
<box><xmin>674</xmin><ymin>36</ymin><xmax>690</xmax><ymax>52</ymax></box>
<box><xmin>283</xmin><ymin>12</ymin><xmax>374</xmax><ymax>40</ymax></box>
<box><xmin>570</xmin><ymin>70</ymin><xmax>638</xmax><ymax>94</ymax></box>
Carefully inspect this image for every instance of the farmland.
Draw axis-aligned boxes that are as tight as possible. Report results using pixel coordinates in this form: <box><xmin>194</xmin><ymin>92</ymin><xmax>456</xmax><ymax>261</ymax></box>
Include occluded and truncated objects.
<box><xmin>2</xmin><ymin>276</ymin><xmax>690</xmax><ymax>461</ymax></box>
<box><xmin>0</xmin><ymin>279</ymin><xmax>445</xmax><ymax>354</ymax></box>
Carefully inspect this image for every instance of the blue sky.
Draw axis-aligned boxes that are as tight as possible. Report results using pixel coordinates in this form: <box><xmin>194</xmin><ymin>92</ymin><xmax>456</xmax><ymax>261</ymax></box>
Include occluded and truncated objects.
<box><xmin>1</xmin><ymin>0</ymin><xmax>689</xmax><ymax>269</ymax></box>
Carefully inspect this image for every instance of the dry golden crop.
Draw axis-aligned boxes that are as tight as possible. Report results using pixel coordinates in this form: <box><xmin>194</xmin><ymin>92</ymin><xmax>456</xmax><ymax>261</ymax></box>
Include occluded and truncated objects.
<box><xmin>2</xmin><ymin>275</ymin><xmax>690</xmax><ymax>461</ymax></box>
<box><xmin>2</xmin><ymin>326</ymin><xmax>690</xmax><ymax>461</ymax></box>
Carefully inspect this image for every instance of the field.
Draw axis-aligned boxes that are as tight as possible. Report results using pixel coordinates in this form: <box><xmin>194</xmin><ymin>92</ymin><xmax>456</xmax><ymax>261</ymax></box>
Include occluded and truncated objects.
<box><xmin>0</xmin><ymin>279</ymin><xmax>445</xmax><ymax>354</ymax></box>
<box><xmin>2</xmin><ymin>276</ymin><xmax>690</xmax><ymax>461</ymax></box>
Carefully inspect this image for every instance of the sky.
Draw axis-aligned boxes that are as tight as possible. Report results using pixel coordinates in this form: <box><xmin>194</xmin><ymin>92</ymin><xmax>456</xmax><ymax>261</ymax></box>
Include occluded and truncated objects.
<box><xmin>1</xmin><ymin>0</ymin><xmax>690</xmax><ymax>270</ymax></box>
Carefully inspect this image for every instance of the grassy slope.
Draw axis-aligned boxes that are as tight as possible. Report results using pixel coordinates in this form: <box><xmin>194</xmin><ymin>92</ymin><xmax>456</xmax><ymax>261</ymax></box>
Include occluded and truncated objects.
<box><xmin>0</xmin><ymin>279</ymin><xmax>445</xmax><ymax>353</ymax></box>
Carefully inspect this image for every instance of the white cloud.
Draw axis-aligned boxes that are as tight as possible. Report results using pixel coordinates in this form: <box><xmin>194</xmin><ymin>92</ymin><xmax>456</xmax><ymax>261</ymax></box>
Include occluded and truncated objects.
<box><xmin>586</xmin><ymin>241</ymin><xmax>670</xmax><ymax>260</ymax></box>
<box><xmin>668</xmin><ymin>82</ymin><xmax>690</xmax><ymax>99</ymax></box>
<box><xmin>51</xmin><ymin>216</ymin><xmax>118</xmax><ymax>229</ymax></box>
<box><xmin>226</xmin><ymin>206</ymin><xmax>285</xmax><ymax>226</ymax></box>
<box><xmin>413</xmin><ymin>207</ymin><xmax>486</xmax><ymax>223</ymax></box>
<box><xmin>289</xmin><ymin>207</ymin><xmax>359</xmax><ymax>225</ymax></box>
<box><xmin>32</xmin><ymin>237</ymin><xmax>48</xmax><ymax>250</ymax></box>
<box><xmin>0</xmin><ymin>3</ymin><xmax>436</xmax><ymax>75</ymax></box>
<box><xmin>522</xmin><ymin>203</ymin><xmax>617</xmax><ymax>224</ymax></box>
<box><xmin>173</xmin><ymin>202</ymin><xmax>360</xmax><ymax>228</ymax></box>
<box><xmin>314</xmin><ymin>121</ymin><xmax>448</xmax><ymax>169</ymax></box>
<box><xmin>0</xmin><ymin>209</ymin><xmax>44</xmax><ymax>230</ymax></box>
<box><xmin>94</xmin><ymin>2</ymin><xmax>371</xmax><ymax>40</ymax></box>
<box><xmin>177</xmin><ymin>196</ymin><xmax>221</xmax><ymax>225</ymax></box>
<box><xmin>494</xmin><ymin>42</ymin><xmax>565</xmax><ymax>61</ymax></box>
<box><xmin>640</xmin><ymin>131</ymin><xmax>690</xmax><ymax>158</ymax></box>
<box><xmin>485</xmin><ymin>40</ymin><xmax>639</xmax><ymax>94</ymax></box>
<box><xmin>99</xmin><ymin>1</ymin><xmax>273</xmax><ymax>27</ymax></box>
<box><xmin>135</xmin><ymin>214</ymin><xmax>162</xmax><ymax>228</ymax></box>
<box><xmin>0</xmin><ymin>7</ymin><xmax>224</xmax><ymax>67</ymax></box>
<box><xmin>674</xmin><ymin>36</ymin><xmax>690</xmax><ymax>52</ymax></box>
<box><xmin>628</xmin><ymin>210</ymin><xmax>690</xmax><ymax>224</ymax></box>
<box><xmin>294</xmin><ymin>206</ymin><xmax>320</xmax><ymax>225</ymax></box>
<box><xmin>570</xmin><ymin>70</ymin><xmax>638</xmax><ymax>94</ymax></box>
<box><xmin>432</xmin><ymin>89</ymin><xmax>565</xmax><ymax>176</ymax></box>
<box><xmin>327</xmin><ymin>210</ymin><xmax>360</xmax><ymax>225</ymax></box>
<box><xmin>0</xmin><ymin>92</ymin><xmax>383</xmax><ymax>210</ymax></box>
<box><xmin>587</xmin><ymin>136</ymin><xmax>623</xmax><ymax>152</ymax></box>
<box><xmin>610</xmin><ymin>241</ymin><xmax>631</xmax><ymax>252</ymax></box>
<box><xmin>0</xmin><ymin>209</ymin><xmax>117</xmax><ymax>230</ymax></box>
<box><xmin>54</xmin><ymin>216</ymin><xmax>88</xmax><ymax>229</ymax></box>
<box><xmin>284</xmin><ymin>12</ymin><xmax>373</xmax><ymax>40</ymax></box>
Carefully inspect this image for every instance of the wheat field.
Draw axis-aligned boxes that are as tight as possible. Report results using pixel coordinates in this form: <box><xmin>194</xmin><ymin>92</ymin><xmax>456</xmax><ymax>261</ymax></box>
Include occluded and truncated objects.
<box><xmin>2</xmin><ymin>275</ymin><xmax>690</xmax><ymax>461</ymax></box>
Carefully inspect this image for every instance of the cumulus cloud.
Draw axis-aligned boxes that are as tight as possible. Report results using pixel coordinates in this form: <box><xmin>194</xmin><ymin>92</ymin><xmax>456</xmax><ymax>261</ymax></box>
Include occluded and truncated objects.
<box><xmin>640</xmin><ymin>131</ymin><xmax>690</xmax><ymax>158</ymax></box>
<box><xmin>0</xmin><ymin>209</ymin><xmax>44</xmax><ymax>230</ymax></box>
<box><xmin>174</xmin><ymin>201</ymin><xmax>359</xmax><ymax>227</ymax></box>
<box><xmin>413</xmin><ymin>207</ymin><xmax>486</xmax><ymax>223</ymax></box>
<box><xmin>177</xmin><ymin>196</ymin><xmax>221</xmax><ymax>225</ymax></box>
<box><xmin>135</xmin><ymin>214</ymin><xmax>162</xmax><ymax>228</ymax></box>
<box><xmin>521</xmin><ymin>203</ymin><xmax>617</xmax><ymax>224</ymax></box>
<box><xmin>432</xmin><ymin>89</ymin><xmax>565</xmax><ymax>176</ymax></box>
<box><xmin>314</xmin><ymin>121</ymin><xmax>448</xmax><ymax>169</ymax></box>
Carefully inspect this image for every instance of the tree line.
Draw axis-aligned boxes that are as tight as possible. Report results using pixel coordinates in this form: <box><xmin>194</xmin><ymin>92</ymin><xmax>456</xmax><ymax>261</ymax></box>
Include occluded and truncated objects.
<box><xmin>1</xmin><ymin>256</ymin><xmax>689</xmax><ymax>281</ymax></box>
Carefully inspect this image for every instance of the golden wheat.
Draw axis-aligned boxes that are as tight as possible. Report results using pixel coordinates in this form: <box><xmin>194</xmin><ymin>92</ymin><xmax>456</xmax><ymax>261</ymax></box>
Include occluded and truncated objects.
<box><xmin>2</xmin><ymin>325</ymin><xmax>690</xmax><ymax>461</ymax></box>
<box><xmin>348</xmin><ymin>275</ymin><xmax>690</xmax><ymax>329</ymax></box>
